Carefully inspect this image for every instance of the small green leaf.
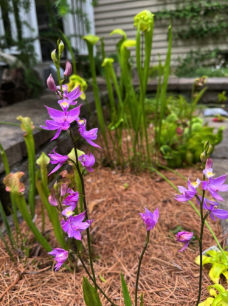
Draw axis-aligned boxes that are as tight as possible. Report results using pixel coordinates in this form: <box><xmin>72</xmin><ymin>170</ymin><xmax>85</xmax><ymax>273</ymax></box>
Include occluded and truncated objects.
<box><xmin>99</xmin><ymin>274</ymin><xmax>106</xmax><ymax>282</ymax></box>
<box><xmin>83</xmin><ymin>277</ymin><xmax>102</xmax><ymax>306</ymax></box>
<box><xmin>68</xmin><ymin>148</ymin><xmax>85</xmax><ymax>163</ymax></box>
<box><xmin>209</xmin><ymin>263</ymin><xmax>227</xmax><ymax>284</ymax></box>
<box><xmin>121</xmin><ymin>273</ymin><xmax>132</xmax><ymax>306</ymax></box>
<box><xmin>140</xmin><ymin>293</ymin><xmax>143</xmax><ymax>306</ymax></box>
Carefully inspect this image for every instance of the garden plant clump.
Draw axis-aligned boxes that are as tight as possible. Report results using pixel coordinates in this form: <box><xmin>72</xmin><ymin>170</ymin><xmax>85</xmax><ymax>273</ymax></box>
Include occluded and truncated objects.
<box><xmin>0</xmin><ymin>9</ymin><xmax>228</xmax><ymax>306</ymax></box>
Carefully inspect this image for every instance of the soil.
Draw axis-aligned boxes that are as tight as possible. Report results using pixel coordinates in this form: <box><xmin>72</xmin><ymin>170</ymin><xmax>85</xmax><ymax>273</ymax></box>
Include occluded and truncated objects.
<box><xmin>0</xmin><ymin>166</ymin><xmax>225</xmax><ymax>306</ymax></box>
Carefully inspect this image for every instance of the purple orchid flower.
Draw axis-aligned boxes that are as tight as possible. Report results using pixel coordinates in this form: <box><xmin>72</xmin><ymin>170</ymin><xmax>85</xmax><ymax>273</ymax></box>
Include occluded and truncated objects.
<box><xmin>48</xmin><ymin>248</ymin><xmax>68</xmax><ymax>271</ymax></box>
<box><xmin>48</xmin><ymin>194</ymin><xmax>58</xmax><ymax>206</ymax></box>
<box><xmin>62</xmin><ymin>204</ymin><xmax>76</xmax><ymax>218</ymax></box>
<box><xmin>202</xmin><ymin>173</ymin><xmax>228</xmax><ymax>201</ymax></box>
<box><xmin>40</xmin><ymin>105</ymin><xmax>81</xmax><ymax>140</ymax></box>
<box><xmin>176</xmin><ymin>231</ymin><xmax>193</xmax><ymax>252</ymax></box>
<box><xmin>78</xmin><ymin>119</ymin><xmax>101</xmax><ymax>148</ymax></box>
<box><xmin>61</xmin><ymin>211</ymin><xmax>92</xmax><ymax>240</ymax></box>
<box><xmin>78</xmin><ymin>153</ymin><xmax>95</xmax><ymax>172</ymax></box>
<box><xmin>174</xmin><ymin>179</ymin><xmax>200</xmax><ymax>202</ymax></box>
<box><xmin>48</xmin><ymin>148</ymin><xmax>68</xmax><ymax>176</ymax></box>
<box><xmin>139</xmin><ymin>207</ymin><xmax>159</xmax><ymax>231</ymax></box>
<box><xmin>62</xmin><ymin>190</ymin><xmax>79</xmax><ymax>206</ymax></box>
<box><xmin>197</xmin><ymin>196</ymin><xmax>228</xmax><ymax>221</ymax></box>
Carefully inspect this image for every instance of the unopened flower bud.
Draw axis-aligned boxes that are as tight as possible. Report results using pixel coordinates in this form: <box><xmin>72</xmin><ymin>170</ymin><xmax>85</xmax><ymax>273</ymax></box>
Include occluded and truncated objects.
<box><xmin>58</xmin><ymin>40</ymin><xmax>64</xmax><ymax>54</ymax></box>
<box><xmin>205</xmin><ymin>158</ymin><xmax>213</xmax><ymax>169</ymax></box>
<box><xmin>47</xmin><ymin>74</ymin><xmax>57</xmax><ymax>91</ymax></box>
<box><xmin>64</xmin><ymin>60</ymin><xmax>72</xmax><ymax>76</ymax></box>
<box><xmin>203</xmin><ymin>141</ymin><xmax>209</xmax><ymax>151</ymax></box>
<box><xmin>207</xmin><ymin>144</ymin><xmax>213</xmax><ymax>155</ymax></box>
<box><xmin>53</xmin><ymin>181</ymin><xmax>58</xmax><ymax>191</ymax></box>
<box><xmin>200</xmin><ymin>151</ymin><xmax>207</xmax><ymax>162</ymax></box>
<box><xmin>51</xmin><ymin>49</ymin><xmax>58</xmax><ymax>65</ymax></box>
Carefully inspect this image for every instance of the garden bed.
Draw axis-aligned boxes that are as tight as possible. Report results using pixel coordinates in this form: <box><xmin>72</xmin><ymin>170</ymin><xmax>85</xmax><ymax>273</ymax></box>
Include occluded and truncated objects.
<box><xmin>0</xmin><ymin>166</ymin><xmax>224</xmax><ymax>305</ymax></box>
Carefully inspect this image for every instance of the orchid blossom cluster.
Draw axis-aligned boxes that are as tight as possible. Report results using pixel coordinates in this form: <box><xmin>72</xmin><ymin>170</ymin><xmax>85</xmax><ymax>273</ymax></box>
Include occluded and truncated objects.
<box><xmin>174</xmin><ymin>157</ymin><xmax>228</xmax><ymax>252</ymax></box>
<box><xmin>173</xmin><ymin>150</ymin><xmax>228</xmax><ymax>306</ymax></box>
<box><xmin>40</xmin><ymin>43</ymin><xmax>98</xmax><ymax>271</ymax></box>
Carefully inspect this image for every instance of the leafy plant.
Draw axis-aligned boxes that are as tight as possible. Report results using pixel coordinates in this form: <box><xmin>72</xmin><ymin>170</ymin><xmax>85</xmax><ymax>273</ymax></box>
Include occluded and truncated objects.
<box><xmin>199</xmin><ymin>284</ymin><xmax>228</xmax><ymax>306</ymax></box>
<box><xmin>195</xmin><ymin>250</ymin><xmax>228</xmax><ymax>284</ymax></box>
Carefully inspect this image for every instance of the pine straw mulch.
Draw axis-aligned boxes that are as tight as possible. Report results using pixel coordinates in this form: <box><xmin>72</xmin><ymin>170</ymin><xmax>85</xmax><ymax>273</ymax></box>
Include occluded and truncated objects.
<box><xmin>0</xmin><ymin>167</ymin><xmax>226</xmax><ymax>305</ymax></box>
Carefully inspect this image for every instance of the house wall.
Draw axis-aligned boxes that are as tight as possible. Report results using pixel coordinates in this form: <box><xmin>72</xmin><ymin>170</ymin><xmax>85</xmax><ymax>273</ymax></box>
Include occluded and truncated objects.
<box><xmin>94</xmin><ymin>0</ymin><xmax>228</xmax><ymax>64</ymax></box>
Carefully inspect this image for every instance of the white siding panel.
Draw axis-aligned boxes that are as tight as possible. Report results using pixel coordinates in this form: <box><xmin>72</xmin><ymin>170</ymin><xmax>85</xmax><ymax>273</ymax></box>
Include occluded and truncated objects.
<box><xmin>94</xmin><ymin>0</ymin><xmax>228</xmax><ymax>64</ymax></box>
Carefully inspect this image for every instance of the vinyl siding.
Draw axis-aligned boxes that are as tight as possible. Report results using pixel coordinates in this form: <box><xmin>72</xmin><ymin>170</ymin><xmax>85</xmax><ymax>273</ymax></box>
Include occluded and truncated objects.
<box><xmin>94</xmin><ymin>0</ymin><xmax>227</xmax><ymax>64</ymax></box>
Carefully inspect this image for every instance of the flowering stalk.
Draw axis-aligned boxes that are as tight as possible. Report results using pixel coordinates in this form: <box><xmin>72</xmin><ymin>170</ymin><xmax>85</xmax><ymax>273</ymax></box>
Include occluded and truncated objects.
<box><xmin>196</xmin><ymin>188</ymin><xmax>206</xmax><ymax>306</ymax></box>
<box><xmin>69</xmin><ymin>127</ymin><xmax>97</xmax><ymax>290</ymax></box>
<box><xmin>135</xmin><ymin>231</ymin><xmax>150</xmax><ymax>306</ymax></box>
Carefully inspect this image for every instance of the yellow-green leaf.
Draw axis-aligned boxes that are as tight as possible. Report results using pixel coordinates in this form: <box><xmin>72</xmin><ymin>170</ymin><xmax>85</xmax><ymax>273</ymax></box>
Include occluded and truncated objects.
<box><xmin>36</xmin><ymin>152</ymin><xmax>50</xmax><ymax>167</ymax></box>
<box><xmin>102</xmin><ymin>57</ymin><xmax>114</xmax><ymax>67</ymax></box>
<box><xmin>133</xmin><ymin>10</ymin><xmax>154</xmax><ymax>32</ymax></box>
<box><xmin>209</xmin><ymin>263</ymin><xmax>227</xmax><ymax>284</ymax></box>
<box><xmin>198</xmin><ymin>297</ymin><xmax>214</xmax><ymax>306</ymax></box>
<box><xmin>68</xmin><ymin>148</ymin><xmax>85</xmax><ymax>164</ymax></box>
<box><xmin>122</xmin><ymin>39</ymin><xmax>136</xmax><ymax>49</ymax></box>
<box><xmin>110</xmin><ymin>28</ymin><xmax>127</xmax><ymax>39</ymax></box>
<box><xmin>17</xmin><ymin>116</ymin><xmax>34</xmax><ymax>136</ymax></box>
<box><xmin>83</xmin><ymin>34</ymin><xmax>100</xmax><ymax>45</ymax></box>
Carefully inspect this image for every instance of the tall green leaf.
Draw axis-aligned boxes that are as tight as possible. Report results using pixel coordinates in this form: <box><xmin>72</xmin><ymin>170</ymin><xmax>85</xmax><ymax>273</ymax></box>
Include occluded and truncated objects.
<box><xmin>83</xmin><ymin>277</ymin><xmax>102</xmax><ymax>306</ymax></box>
<box><xmin>158</xmin><ymin>25</ymin><xmax>172</xmax><ymax>149</ymax></box>
<box><xmin>36</xmin><ymin>178</ymin><xmax>67</xmax><ymax>249</ymax></box>
<box><xmin>0</xmin><ymin>200</ymin><xmax>15</xmax><ymax>248</ymax></box>
<box><xmin>0</xmin><ymin>227</ymin><xmax>14</xmax><ymax>261</ymax></box>
<box><xmin>121</xmin><ymin>273</ymin><xmax>132</xmax><ymax>306</ymax></box>
<box><xmin>140</xmin><ymin>293</ymin><xmax>143</xmax><ymax>306</ymax></box>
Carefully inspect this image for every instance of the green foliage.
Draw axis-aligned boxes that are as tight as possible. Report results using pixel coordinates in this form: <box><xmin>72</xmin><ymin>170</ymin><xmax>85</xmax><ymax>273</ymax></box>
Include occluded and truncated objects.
<box><xmin>121</xmin><ymin>273</ymin><xmax>132</xmax><ymax>306</ymax></box>
<box><xmin>152</xmin><ymin>90</ymin><xmax>224</xmax><ymax>168</ymax></box>
<box><xmin>155</xmin><ymin>0</ymin><xmax>228</xmax><ymax>40</ymax></box>
<box><xmin>199</xmin><ymin>284</ymin><xmax>228</xmax><ymax>306</ymax></box>
<box><xmin>175</xmin><ymin>49</ymin><xmax>228</xmax><ymax>78</ymax></box>
<box><xmin>82</xmin><ymin>277</ymin><xmax>102</xmax><ymax>306</ymax></box>
<box><xmin>195</xmin><ymin>250</ymin><xmax>228</xmax><ymax>284</ymax></box>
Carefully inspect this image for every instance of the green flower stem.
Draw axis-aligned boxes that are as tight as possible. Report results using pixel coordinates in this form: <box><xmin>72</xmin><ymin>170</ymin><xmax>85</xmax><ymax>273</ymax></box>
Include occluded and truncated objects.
<box><xmin>0</xmin><ymin>227</ymin><xmax>14</xmax><ymax>261</ymax></box>
<box><xmin>36</xmin><ymin>179</ymin><xmax>67</xmax><ymax>249</ymax></box>
<box><xmin>151</xmin><ymin>167</ymin><xmax>228</xmax><ymax>262</ymax></box>
<box><xmin>69</xmin><ymin>128</ymin><xmax>97</xmax><ymax>291</ymax></box>
<box><xmin>196</xmin><ymin>189</ymin><xmax>205</xmax><ymax>306</ymax></box>
<box><xmin>77</xmin><ymin>253</ymin><xmax>118</xmax><ymax>306</ymax></box>
<box><xmin>23</xmin><ymin>133</ymin><xmax>36</xmax><ymax>218</ymax></box>
<box><xmin>135</xmin><ymin>231</ymin><xmax>150</xmax><ymax>306</ymax></box>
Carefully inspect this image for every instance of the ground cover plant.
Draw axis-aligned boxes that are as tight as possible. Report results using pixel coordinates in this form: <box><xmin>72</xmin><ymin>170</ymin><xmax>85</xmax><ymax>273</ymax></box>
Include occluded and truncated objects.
<box><xmin>1</xmin><ymin>9</ymin><xmax>228</xmax><ymax>306</ymax></box>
